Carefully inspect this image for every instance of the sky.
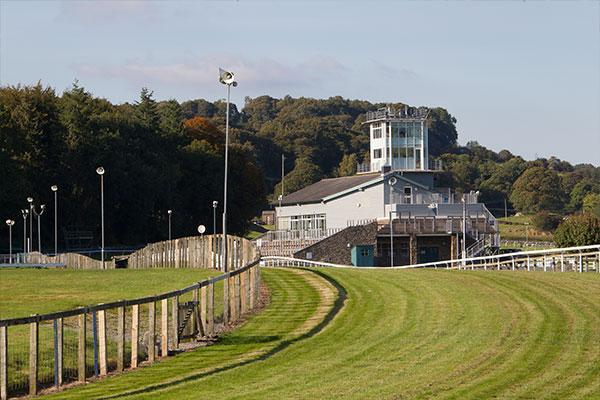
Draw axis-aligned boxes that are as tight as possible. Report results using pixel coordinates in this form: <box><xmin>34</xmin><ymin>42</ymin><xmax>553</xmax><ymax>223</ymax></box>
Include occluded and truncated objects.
<box><xmin>1</xmin><ymin>0</ymin><xmax>599</xmax><ymax>165</ymax></box>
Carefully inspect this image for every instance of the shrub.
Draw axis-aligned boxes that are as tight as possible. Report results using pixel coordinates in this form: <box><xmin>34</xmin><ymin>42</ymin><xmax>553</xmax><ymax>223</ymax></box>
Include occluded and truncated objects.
<box><xmin>531</xmin><ymin>211</ymin><xmax>561</xmax><ymax>231</ymax></box>
<box><xmin>554</xmin><ymin>213</ymin><xmax>600</xmax><ymax>247</ymax></box>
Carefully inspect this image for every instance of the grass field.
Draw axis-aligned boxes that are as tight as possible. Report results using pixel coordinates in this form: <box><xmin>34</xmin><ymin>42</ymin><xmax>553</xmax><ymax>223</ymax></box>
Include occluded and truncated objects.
<box><xmin>0</xmin><ymin>268</ymin><xmax>219</xmax><ymax>319</ymax></box>
<box><xmin>38</xmin><ymin>267</ymin><xmax>600</xmax><ymax>399</ymax></box>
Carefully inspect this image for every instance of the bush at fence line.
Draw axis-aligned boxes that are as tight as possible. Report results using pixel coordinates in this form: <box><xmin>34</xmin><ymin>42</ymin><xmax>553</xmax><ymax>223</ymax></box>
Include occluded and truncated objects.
<box><xmin>554</xmin><ymin>213</ymin><xmax>600</xmax><ymax>247</ymax></box>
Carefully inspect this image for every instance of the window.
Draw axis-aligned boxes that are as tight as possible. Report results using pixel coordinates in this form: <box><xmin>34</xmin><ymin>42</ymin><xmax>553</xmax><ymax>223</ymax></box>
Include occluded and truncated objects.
<box><xmin>372</xmin><ymin>128</ymin><xmax>382</xmax><ymax>139</ymax></box>
<box><xmin>404</xmin><ymin>186</ymin><xmax>412</xmax><ymax>204</ymax></box>
<box><xmin>373</xmin><ymin>149</ymin><xmax>382</xmax><ymax>159</ymax></box>
<box><xmin>360</xmin><ymin>248</ymin><xmax>370</xmax><ymax>257</ymax></box>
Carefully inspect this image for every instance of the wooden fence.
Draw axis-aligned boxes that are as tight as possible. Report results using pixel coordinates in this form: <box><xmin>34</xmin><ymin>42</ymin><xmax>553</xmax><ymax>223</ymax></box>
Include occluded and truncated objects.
<box><xmin>0</xmin><ymin>235</ymin><xmax>261</xmax><ymax>399</ymax></box>
<box><xmin>127</xmin><ymin>235</ymin><xmax>257</xmax><ymax>271</ymax></box>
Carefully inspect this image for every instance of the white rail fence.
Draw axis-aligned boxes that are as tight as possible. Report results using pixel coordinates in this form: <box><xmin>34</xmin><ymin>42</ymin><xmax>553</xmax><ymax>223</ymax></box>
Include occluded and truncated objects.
<box><xmin>261</xmin><ymin>244</ymin><xmax>600</xmax><ymax>273</ymax></box>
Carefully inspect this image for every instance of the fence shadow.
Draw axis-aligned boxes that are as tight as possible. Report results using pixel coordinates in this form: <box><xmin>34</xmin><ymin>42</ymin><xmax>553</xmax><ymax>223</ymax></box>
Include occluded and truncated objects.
<box><xmin>98</xmin><ymin>269</ymin><xmax>347</xmax><ymax>400</ymax></box>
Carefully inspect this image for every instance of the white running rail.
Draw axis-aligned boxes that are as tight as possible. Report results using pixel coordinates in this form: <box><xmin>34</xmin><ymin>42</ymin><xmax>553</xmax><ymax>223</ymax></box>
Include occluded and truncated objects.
<box><xmin>261</xmin><ymin>244</ymin><xmax>600</xmax><ymax>273</ymax></box>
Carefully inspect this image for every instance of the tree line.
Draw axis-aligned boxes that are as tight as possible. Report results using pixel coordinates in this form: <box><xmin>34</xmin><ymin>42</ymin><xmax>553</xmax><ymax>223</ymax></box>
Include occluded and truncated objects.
<box><xmin>1</xmin><ymin>82</ymin><xmax>599</xmax><ymax>251</ymax></box>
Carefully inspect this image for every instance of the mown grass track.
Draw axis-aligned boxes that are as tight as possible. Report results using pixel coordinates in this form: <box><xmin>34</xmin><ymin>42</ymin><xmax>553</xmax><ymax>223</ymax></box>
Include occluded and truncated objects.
<box><xmin>45</xmin><ymin>268</ymin><xmax>600</xmax><ymax>399</ymax></box>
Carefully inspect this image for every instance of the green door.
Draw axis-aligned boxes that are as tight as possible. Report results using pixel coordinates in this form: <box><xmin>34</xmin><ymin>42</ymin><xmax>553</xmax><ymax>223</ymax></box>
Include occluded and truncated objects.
<box><xmin>418</xmin><ymin>247</ymin><xmax>439</xmax><ymax>264</ymax></box>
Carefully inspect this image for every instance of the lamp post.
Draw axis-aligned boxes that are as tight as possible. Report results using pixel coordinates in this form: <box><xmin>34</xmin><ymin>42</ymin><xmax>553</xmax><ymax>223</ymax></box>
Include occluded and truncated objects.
<box><xmin>6</xmin><ymin>219</ymin><xmax>15</xmax><ymax>264</ymax></box>
<box><xmin>21</xmin><ymin>209</ymin><xmax>28</xmax><ymax>255</ymax></box>
<box><xmin>212</xmin><ymin>201</ymin><xmax>218</xmax><ymax>235</ymax></box>
<box><xmin>461</xmin><ymin>195</ymin><xmax>466</xmax><ymax>269</ymax></box>
<box><xmin>198</xmin><ymin>224</ymin><xmax>206</xmax><ymax>239</ymax></box>
<box><xmin>31</xmin><ymin>203</ymin><xmax>45</xmax><ymax>254</ymax></box>
<box><xmin>96</xmin><ymin>166</ymin><xmax>105</xmax><ymax>269</ymax></box>
<box><xmin>167</xmin><ymin>210</ymin><xmax>172</xmax><ymax>241</ymax></box>
<box><xmin>27</xmin><ymin>197</ymin><xmax>33</xmax><ymax>252</ymax></box>
<box><xmin>218</xmin><ymin>68</ymin><xmax>237</xmax><ymax>272</ymax></box>
<box><xmin>51</xmin><ymin>185</ymin><xmax>58</xmax><ymax>256</ymax></box>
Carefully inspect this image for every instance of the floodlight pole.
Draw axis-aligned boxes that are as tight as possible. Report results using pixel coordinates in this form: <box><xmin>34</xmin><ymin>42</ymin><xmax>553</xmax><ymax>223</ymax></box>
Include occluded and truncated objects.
<box><xmin>21</xmin><ymin>209</ymin><xmax>28</xmax><ymax>255</ymax></box>
<box><xmin>6</xmin><ymin>220</ymin><xmax>14</xmax><ymax>264</ymax></box>
<box><xmin>52</xmin><ymin>185</ymin><xmax>58</xmax><ymax>256</ymax></box>
<box><xmin>222</xmin><ymin>84</ymin><xmax>230</xmax><ymax>271</ymax></box>
<box><xmin>462</xmin><ymin>196</ymin><xmax>467</xmax><ymax>269</ymax></box>
<box><xmin>96</xmin><ymin>167</ymin><xmax>105</xmax><ymax>269</ymax></box>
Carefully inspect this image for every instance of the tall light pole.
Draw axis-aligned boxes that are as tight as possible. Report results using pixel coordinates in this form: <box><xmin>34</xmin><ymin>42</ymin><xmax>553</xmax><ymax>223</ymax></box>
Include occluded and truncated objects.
<box><xmin>21</xmin><ymin>209</ymin><xmax>28</xmax><ymax>254</ymax></box>
<box><xmin>167</xmin><ymin>210</ymin><xmax>172</xmax><ymax>241</ymax></box>
<box><xmin>96</xmin><ymin>166</ymin><xmax>105</xmax><ymax>269</ymax></box>
<box><xmin>27</xmin><ymin>197</ymin><xmax>33</xmax><ymax>252</ymax></box>
<box><xmin>461</xmin><ymin>195</ymin><xmax>466</xmax><ymax>268</ymax></box>
<box><xmin>218</xmin><ymin>68</ymin><xmax>237</xmax><ymax>272</ymax></box>
<box><xmin>33</xmin><ymin>204</ymin><xmax>45</xmax><ymax>253</ymax></box>
<box><xmin>6</xmin><ymin>219</ymin><xmax>15</xmax><ymax>264</ymax></box>
<box><xmin>212</xmin><ymin>201</ymin><xmax>218</xmax><ymax>235</ymax></box>
<box><xmin>51</xmin><ymin>185</ymin><xmax>58</xmax><ymax>256</ymax></box>
<box><xmin>281</xmin><ymin>154</ymin><xmax>285</xmax><ymax>199</ymax></box>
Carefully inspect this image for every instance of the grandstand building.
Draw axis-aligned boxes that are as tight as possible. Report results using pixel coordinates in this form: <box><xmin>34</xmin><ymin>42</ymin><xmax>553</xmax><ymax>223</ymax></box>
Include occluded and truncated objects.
<box><xmin>257</xmin><ymin>106</ymin><xmax>499</xmax><ymax>265</ymax></box>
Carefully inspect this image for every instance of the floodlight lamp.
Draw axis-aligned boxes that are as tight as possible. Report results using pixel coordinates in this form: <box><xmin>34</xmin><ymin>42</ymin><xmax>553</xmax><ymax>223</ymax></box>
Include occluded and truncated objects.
<box><xmin>27</xmin><ymin>197</ymin><xmax>33</xmax><ymax>203</ymax></box>
<box><xmin>40</xmin><ymin>204</ymin><xmax>46</xmax><ymax>210</ymax></box>
<box><xmin>21</xmin><ymin>209</ymin><xmax>28</xmax><ymax>216</ymax></box>
<box><xmin>6</xmin><ymin>219</ymin><xmax>15</xmax><ymax>226</ymax></box>
<box><xmin>219</xmin><ymin>68</ymin><xmax>236</xmax><ymax>85</ymax></box>
<box><xmin>197</xmin><ymin>225</ymin><xmax>206</xmax><ymax>234</ymax></box>
<box><xmin>389</xmin><ymin>177</ymin><xmax>397</xmax><ymax>186</ymax></box>
<box><xmin>213</xmin><ymin>201</ymin><xmax>218</xmax><ymax>208</ymax></box>
<box><xmin>168</xmin><ymin>209</ymin><xmax>172</xmax><ymax>215</ymax></box>
<box><xmin>51</xmin><ymin>185</ymin><xmax>58</xmax><ymax>192</ymax></box>
<box><xmin>278</xmin><ymin>195</ymin><xmax>283</xmax><ymax>201</ymax></box>
<box><xmin>96</xmin><ymin>166</ymin><xmax>105</xmax><ymax>175</ymax></box>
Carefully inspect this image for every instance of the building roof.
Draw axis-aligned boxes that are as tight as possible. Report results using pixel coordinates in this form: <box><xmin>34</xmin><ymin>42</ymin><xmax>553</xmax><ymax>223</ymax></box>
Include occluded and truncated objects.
<box><xmin>280</xmin><ymin>173</ymin><xmax>380</xmax><ymax>205</ymax></box>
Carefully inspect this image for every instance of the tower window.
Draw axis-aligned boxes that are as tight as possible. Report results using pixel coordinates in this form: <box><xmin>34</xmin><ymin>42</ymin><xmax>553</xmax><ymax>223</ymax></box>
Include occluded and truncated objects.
<box><xmin>372</xmin><ymin>128</ymin><xmax>382</xmax><ymax>139</ymax></box>
<box><xmin>373</xmin><ymin>149</ymin><xmax>382</xmax><ymax>159</ymax></box>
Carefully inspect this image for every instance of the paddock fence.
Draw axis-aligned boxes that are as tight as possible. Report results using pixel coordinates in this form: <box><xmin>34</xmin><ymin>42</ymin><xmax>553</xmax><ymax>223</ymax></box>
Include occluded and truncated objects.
<box><xmin>261</xmin><ymin>244</ymin><xmax>600</xmax><ymax>273</ymax></box>
<box><xmin>0</xmin><ymin>235</ymin><xmax>261</xmax><ymax>400</ymax></box>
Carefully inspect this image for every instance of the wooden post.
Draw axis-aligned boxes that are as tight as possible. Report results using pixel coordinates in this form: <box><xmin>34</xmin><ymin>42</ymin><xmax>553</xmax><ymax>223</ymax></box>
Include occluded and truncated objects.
<box><xmin>98</xmin><ymin>310</ymin><xmax>107</xmax><ymax>376</ymax></box>
<box><xmin>53</xmin><ymin>318</ymin><xmax>63</xmax><ymax>388</ymax></box>
<box><xmin>77</xmin><ymin>313</ymin><xmax>86</xmax><ymax>382</ymax></box>
<box><xmin>200</xmin><ymin>286</ymin><xmax>207</xmax><ymax>337</ymax></box>
<box><xmin>148</xmin><ymin>302</ymin><xmax>156</xmax><ymax>363</ymax></box>
<box><xmin>249</xmin><ymin>267</ymin><xmax>256</xmax><ymax>308</ymax></box>
<box><xmin>192</xmin><ymin>288</ymin><xmax>199</xmax><ymax>336</ymax></box>
<box><xmin>240</xmin><ymin>272</ymin><xmax>247</xmax><ymax>314</ymax></box>
<box><xmin>117</xmin><ymin>307</ymin><xmax>125</xmax><ymax>372</ymax></box>
<box><xmin>207</xmin><ymin>283</ymin><xmax>214</xmax><ymax>336</ymax></box>
<box><xmin>29</xmin><ymin>320</ymin><xmax>38</xmax><ymax>396</ymax></box>
<box><xmin>223</xmin><ymin>278</ymin><xmax>229</xmax><ymax>324</ymax></box>
<box><xmin>1</xmin><ymin>326</ymin><xmax>7</xmax><ymax>400</ymax></box>
<box><xmin>161</xmin><ymin>299</ymin><xmax>169</xmax><ymax>357</ymax></box>
<box><xmin>172</xmin><ymin>296</ymin><xmax>179</xmax><ymax>350</ymax></box>
<box><xmin>229</xmin><ymin>276</ymin><xmax>237</xmax><ymax>321</ymax></box>
<box><xmin>131</xmin><ymin>304</ymin><xmax>139</xmax><ymax>369</ymax></box>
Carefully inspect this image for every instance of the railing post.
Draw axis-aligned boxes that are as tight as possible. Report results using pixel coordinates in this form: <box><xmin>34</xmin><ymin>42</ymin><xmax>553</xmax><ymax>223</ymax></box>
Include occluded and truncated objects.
<box><xmin>161</xmin><ymin>299</ymin><xmax>169</xmax><ymax>356</ymax></box>
<box><xmin>511</xmin><ymin>257</ymin><xmax>515</xmax><ymax>271</ymax></box>
<box><xmin>98</xmin><ymin>309</ymin><xmax>107</xmax><ymax>376</ymax></box>
<box><xmin>579</xmin><ymin>252</ymin><xmax>583</xmax><ymax>273</ymax></box>
<box><xmin>249</xmin><ymin>267</ymin><xmax>256</xmax><ymax>307</ymax></box>
<box><xmin>117</xmin><ymin>306</ymin><xmax>125</xmax><ymax>372</ymax></box>
<box><xmin>207</xmin><ymin>283</ymin><xmax>215</xmax><ymax>336</ymax></box>
<box><xmin>561</xmin><ymin>253</ymin><xmax>565</xmax><ymax>272</ymax></box>
<box><xmin>543</xmin><ymin>255</ymin><xmax>547</xmax><ymax>272</ymax></box>
<box><xmin>77</xmin><ymin>313</ymin><xmax>86</xmax><ymax>382</ymax></box>
<box><xmin>29</xmin><ymin>319</ymin><xmax>38</xmax><ymax>396</ymax></box>
<box><xmin>53</xmin><ymin>318</ymin><xmax>63</xmax><ymax>388</ymax></box>
<box><xmin>131</xmin><ymin>304</ymin><xmax>139</xmax><ymax>369</ymax></box>
<box><xmin>200</xmin><ymin>286</ymin><xmax>207</xmax><ymax>337</ymax></box>
<box><xmin>223</xmin><ymin>278</ymin><xmax>229</xmax><ymax>324</ymax></box>
<box><xmin>148</xmin><ymin>301</ymin><xmax>156</xmax><ymax>363</ymax></box>
<box><xmin>1</xmin><ymin>326</ymin><xmax>7</xmax><ymax>400</ymax></box>
<box><xmin>172</xmin><ymin>296</ymin><xmax>179</xmax><ymax>350</ymax></box>
<box><xmin>527</xmin><ymin>256</ymin><xmax>530</xmax><ymax>272</ymax></box>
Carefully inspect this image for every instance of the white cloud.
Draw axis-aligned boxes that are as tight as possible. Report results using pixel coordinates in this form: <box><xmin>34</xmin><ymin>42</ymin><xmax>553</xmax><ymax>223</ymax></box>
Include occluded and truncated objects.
<box><xmin>72</xmin><ymin>54</ymin><xmax>349</xmax><ymax>92</ymax></box>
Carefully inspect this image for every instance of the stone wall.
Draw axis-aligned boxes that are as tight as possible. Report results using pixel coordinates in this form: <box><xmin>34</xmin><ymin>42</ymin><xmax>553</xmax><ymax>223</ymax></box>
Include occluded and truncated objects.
<box><xmin>293</xmin><ymin>222</ymin><xmax>378</xmax><ymax>265</ymax></box>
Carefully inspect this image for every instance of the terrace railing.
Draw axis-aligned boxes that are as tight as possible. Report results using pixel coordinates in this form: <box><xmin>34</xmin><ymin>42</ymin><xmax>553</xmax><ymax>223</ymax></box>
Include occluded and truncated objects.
<box><xmin>0</xmin><ymin>235</ymin><xmax>261</xmax><ymax>400</ymax></box>
<box><xmin>261</xmin><ymin>244</ymin><xmax>600</xmax><ymax>273</ymax></box>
